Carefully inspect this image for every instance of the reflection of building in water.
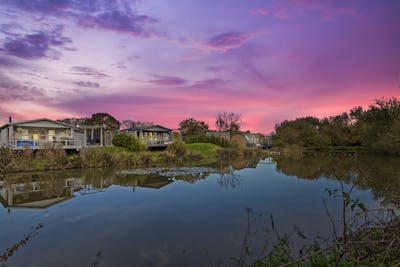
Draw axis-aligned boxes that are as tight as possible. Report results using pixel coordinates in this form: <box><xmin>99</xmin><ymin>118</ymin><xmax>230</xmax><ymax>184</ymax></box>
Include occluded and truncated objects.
<box><xmin>136</xmin><ymin>175</ymin><xmax>173</xmax><ymax>189</ymax></box>
<box><xmin>0</xmin><ymin>178</ymin><xmax>85</xmax><ymax>209</ymax></box>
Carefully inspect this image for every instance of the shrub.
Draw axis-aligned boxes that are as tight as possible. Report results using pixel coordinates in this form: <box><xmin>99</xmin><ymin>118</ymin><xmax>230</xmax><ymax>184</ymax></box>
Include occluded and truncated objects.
<box><xmin>112</xmin><ymin>134</ymin><xmax>147</xmax><ymax>152</ymax></box>
<box><xmin>0</xmin><ymin>147</ymin><xmax>12</xmax><ymax>178</ymax></box>
<box><xmin>138</xmin><ymin>152</ymin><xmax>152</xmax><ymax>165</ymax></box>
<box><xmin>112</xmin><ymin>134</ymin><xmax>132</xmax><ymax>148</ymax></box>
<box><xmin>167</xmin><ymin>140</ymin><xmax>187</xmax><ymax>156</ymax></box>
<box><xmin>158</xmin><ymin>151</ymin><xmax>178</xmax><ymax>163</ymax></box>
<box><xmin>80</xmin><ymin>148</ymin><xmax>116</xmax><ymax>168</ymax></box>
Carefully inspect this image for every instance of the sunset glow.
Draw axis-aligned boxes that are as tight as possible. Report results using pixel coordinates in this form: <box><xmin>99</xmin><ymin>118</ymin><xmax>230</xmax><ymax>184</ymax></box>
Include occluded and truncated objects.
<box><xmin>1</xmin><ymin>0</ymin><xmax>399</xmax><ymax>133</ymax></box>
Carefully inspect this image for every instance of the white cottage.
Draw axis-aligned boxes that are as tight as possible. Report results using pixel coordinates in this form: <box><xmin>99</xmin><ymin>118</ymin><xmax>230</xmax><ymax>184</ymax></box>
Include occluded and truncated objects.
<box><xmin>0</xmin><ymin>118</ymin><xmax>84</xmax><ymax>150</ymax></box>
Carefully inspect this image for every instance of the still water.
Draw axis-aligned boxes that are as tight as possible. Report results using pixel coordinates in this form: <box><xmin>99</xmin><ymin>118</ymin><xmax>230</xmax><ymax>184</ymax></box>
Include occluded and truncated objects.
<box><xmin>1</xmin><ymin>155</ymin><xmax>399</xmax><ymax>266</ymax></box>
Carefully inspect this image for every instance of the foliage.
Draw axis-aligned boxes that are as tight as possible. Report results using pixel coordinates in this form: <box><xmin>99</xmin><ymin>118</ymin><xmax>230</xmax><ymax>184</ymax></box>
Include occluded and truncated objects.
<box><xmin>80</xmin><ymin>147</ymin><xmax>116</xmax><ymax>168</ymax></box>
<box><xmin>228</xmin><ymin>185</ymin><xmax>400</xmax><ymax>267</ymax></box>
<box><xmin>121</xmin><ymin>120</ymin><xmax>154</xmax><ymax>130</ymax></box>
<box><xmin>0</xmin><ymin>147</ymin><xmax>12</xmax><ymax>178</ymax></box>
<box><xmin>216</xmin><ymin>112</ymin><xmax>242</xmax><ymax>132</ymax></box>
<box><xmin>179</xmin><ymin>117</ymin><xmax>209</xmax><ymax>137</ymax></box>
<box><xmin>166</xmin><ymin>140</ymin><xmax>187</xmax><ymax>157</ymax></box>
<box><xmin>112</xmin><ymin>134</ymin><xmax>147</xmax><ymax>152</ymax></box>
<box><xmin>185</xmin><ymin>135</ymin><xmax>231</xmax><ymax>148</ymax></box>
<box><xmin>274</xmin><ymin>97</ymin><xmax>400</xmax><ymax>155</ymax></box>
<box><xmin>86</xmin><ymin>112</ymin><xmax>121</xmax><ymax>131</ymax></box>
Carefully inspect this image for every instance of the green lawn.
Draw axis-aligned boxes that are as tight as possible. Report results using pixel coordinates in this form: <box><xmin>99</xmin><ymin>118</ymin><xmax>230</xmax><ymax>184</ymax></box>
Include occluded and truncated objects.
<box><xmin>186</xmin><ymin>143</ymin><xmax>221</xmax><ymax>157</ymax></box>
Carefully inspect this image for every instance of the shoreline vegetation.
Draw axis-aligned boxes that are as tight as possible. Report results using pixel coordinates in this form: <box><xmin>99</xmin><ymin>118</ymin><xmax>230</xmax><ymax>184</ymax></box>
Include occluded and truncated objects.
<box><xmin>0</xmin><ymin>142</ymin><xmax>274</xmax><ymax>175</ymax></box>
<box><xmin>273</xmin><ymin>97</ymin><xmax>400</xmax><ymax>157</ymax></box>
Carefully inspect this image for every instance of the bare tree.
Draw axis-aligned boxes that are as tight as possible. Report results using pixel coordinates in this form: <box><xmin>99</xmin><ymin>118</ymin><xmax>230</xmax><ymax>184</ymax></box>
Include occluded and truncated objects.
<box><xmin>216</xmin><ymin>112</ymin><xmax>242</xmax><ymax>132</ymax></box>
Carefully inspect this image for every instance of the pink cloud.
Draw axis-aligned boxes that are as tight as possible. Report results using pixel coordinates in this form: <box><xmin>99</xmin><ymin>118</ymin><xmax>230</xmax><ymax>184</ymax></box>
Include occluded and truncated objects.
<box><xmin>202</xmin><ymin>32</ymin><xmax>255</xmax><ymax>52</ymax></box>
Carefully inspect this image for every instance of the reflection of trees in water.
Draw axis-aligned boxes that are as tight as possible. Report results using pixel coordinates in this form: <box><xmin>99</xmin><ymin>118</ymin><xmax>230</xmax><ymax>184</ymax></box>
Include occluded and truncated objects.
<box><xmin>217</xmin><ymin>166</ymin><xmax>241</xmax><ymax>189</ymax></box>
<box><xmin>274</xmin><ymin>155</ymin><xmax>400</xmax><ymax>206</ymax></box>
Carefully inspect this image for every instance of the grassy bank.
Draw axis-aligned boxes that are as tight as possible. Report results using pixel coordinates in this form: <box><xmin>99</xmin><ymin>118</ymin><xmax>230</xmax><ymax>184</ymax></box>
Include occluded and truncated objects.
<box><xmin>0</xmin><ymin>143</ymin><xmax>270</xmax><ymax>175</ymax></box>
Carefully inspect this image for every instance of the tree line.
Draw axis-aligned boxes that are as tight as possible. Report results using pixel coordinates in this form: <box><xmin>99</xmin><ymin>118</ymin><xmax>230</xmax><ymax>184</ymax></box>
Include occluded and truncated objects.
<box><xmin>274</xmin><ymin>97</ymin><xmax>400</xmax><ymax>155</ymax></box>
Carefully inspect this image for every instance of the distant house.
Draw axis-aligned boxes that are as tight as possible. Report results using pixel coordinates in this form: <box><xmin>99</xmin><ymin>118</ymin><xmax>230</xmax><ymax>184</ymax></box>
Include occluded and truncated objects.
<box><xmin>0</xmin><ymin>118</ymin><xmax>84</xmax><ymax>150</ymax></box>
<box><xmin>230</xmin><ymin>132</ymin><xmax>263</xmax><ymax>148</ymax></box>
<box><xmin>122</xmin><ymin>124</ymin><xmax>173</xmax><ymax>149</ymax></box>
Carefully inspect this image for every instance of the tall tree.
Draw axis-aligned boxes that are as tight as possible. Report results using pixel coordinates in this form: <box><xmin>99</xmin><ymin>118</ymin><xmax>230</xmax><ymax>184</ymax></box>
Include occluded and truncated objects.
<box><xmin>86</xmin><ymin>113</ymin><xmax>121</xmax><ymax>131</ymax></box>
<box><xmin>179</xmin><ymin>118</ymin><xmax>209</xmax><ymax>136</ymax></box>
<box><xmin>121</xmin><ymin>120</ymin><xmax>154</xmax><ymax>129</ymax></box>
<box><xmin>215</xmin><ymin>112</ymin><xmax>241</xmax><ymax>132</ymax></box>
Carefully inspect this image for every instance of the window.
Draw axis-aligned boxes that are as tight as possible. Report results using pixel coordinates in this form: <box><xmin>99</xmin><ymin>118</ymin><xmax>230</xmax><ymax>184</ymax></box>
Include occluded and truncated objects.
<box><xmin>40</xmin><ymin>130</ymin><xmax>46</xmax><ymax>140</ymax></box>
<box><xmin>21</xmin><ymin>129</ymin><xmax>29</xmax><ymax>140</ymax></box>
<box><xmin>48</xmin><ymin>130</ymin><xmax>55</xmax><ymax>140</ymax></box>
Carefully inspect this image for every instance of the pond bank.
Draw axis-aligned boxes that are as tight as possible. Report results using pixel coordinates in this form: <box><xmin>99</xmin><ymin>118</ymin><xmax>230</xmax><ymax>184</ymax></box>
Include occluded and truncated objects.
<box><xmin>0</xmin><ymin>143</ymin><xmax>274</xmax><ymax>175</ymax></box>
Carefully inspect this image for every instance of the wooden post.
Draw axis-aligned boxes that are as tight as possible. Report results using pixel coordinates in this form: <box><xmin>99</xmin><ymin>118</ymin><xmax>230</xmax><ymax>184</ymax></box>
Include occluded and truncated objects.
<box><xmin>100</xmin><ymin>127</ymin><xmax>103</xmax><ymax>146</ymax></box>
<box><xmin>8</xmin><ymin>125</ymin><xmax>13</xmax><ymax>146</ymax></box>
<box><xmin>83</xmin><ymin>128</ymin><xmax>87</xmax><ymax>147</ymax></box>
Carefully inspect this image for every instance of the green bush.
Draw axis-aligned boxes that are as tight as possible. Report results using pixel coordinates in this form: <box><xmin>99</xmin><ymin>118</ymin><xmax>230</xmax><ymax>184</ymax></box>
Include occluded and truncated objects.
<box><xmin>167</xmin><ymin>140</ymin><xmax>187</xmax><ymax>156</ymax></box>
<box><xmin>112</xmin><ymin>134</ymin><xmax>147</xmax><ymax>152</ymax></box>
<box><xmin>112</xmin><ymin>134</ymin><xmax>132</xmax><ymax>148</ymax></box>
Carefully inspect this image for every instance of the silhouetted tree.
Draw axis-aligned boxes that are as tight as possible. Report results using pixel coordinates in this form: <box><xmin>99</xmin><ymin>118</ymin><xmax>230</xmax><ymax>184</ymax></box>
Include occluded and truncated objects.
<box><xmin>215</xmin><ymin>112</ymin><xmax>241</xmax><ymax>132</ymax></box>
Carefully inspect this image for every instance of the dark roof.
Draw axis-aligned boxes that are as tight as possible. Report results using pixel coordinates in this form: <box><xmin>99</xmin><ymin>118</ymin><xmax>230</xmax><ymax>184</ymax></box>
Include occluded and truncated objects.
<box><xmin>125</xmin><ymin>124</ymin><xmax>172</xmax><ymax>132</ymax></box>
<box><xmin>0</xmin><ymin>118</ymin><xmax>76</xmax><ymax>130</ymax></box>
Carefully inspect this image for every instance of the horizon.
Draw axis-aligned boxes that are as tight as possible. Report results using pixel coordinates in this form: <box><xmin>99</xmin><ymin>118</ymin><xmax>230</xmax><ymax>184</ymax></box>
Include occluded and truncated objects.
<box><xmin>1</xmin><ymin>0</ymin><xmax>399</xmax><ymax>133</ymax></box>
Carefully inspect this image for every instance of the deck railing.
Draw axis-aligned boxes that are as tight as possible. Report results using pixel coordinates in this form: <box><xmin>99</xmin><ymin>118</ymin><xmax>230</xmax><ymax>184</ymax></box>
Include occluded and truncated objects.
<box><xmin>12</xmin><ymin>139</ymin><xmax>83</xmax><ymax>149</ymax></box>
<box><xmin>145</xmin><ymin>139</ymin><xmax>173</xmax><ymax>147</ymax></box>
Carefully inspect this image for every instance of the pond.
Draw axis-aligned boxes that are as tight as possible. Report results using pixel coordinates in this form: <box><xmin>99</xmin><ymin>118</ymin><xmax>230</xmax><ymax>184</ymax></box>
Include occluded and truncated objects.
<box><xmin>1</xmin><ymin>155</ymin><xmax>400</xmax><ymax>266</ymax></box>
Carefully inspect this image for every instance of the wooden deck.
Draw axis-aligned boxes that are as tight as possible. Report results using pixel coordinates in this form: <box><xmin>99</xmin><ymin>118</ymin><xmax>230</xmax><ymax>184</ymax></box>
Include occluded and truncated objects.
<box><xmin>9</xmin><ymin>140</ymin><xmax>83</xmax><ymax>150</ymax></box>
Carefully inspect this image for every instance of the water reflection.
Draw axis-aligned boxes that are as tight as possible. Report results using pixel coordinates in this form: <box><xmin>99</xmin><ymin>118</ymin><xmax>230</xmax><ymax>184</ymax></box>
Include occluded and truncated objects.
<box><xmin>273</xmin><ymin>155</ymin><xmax>400</xmax><ymax>206</ymax></box>
<box><xmin>1</xmin><ymin>156</ymin><xmax>399</xmax><ymax>267</ymax></box>
<box><xmin>0</xmin><ymin>158</ymin><xmax>264</xmax><ymax>211</ymax></box>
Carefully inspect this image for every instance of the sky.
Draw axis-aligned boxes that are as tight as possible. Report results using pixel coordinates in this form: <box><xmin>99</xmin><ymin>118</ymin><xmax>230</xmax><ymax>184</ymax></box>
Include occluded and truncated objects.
<box><xmin>0</xmin><ymin>0</ymin><xmax>399</xmax><ymax>133</ymax></box>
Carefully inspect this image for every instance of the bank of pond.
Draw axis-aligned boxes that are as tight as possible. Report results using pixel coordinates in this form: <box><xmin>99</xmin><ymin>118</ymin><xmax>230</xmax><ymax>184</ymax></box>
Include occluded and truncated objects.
<box><xmin>0</xmin><ymin>142</ymin><xmax>273</xmax><ymax>174</ymax></box>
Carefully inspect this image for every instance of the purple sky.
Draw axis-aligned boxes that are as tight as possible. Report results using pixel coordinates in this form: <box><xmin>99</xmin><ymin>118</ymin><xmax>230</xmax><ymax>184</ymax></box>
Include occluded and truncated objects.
<box><xmin>0</xmin><ymin>0</ymin><xmax>399</xmax><ymax>133</ymax></box>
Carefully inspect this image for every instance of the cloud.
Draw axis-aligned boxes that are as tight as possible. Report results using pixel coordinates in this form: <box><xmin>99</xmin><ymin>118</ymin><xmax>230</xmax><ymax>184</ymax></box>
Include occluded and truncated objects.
<box><xmin>150</xmin><ymin>74</ymin><xmax>188</xmax><ymax>86</ymax></box>
<box><xmin>203</xmin><ymin>32</ymin><xmax>254</xmax><ymax>52</ymax></box>
<box><xmin>0</xmin><ymin>55</ymin><xmax>26</xmax><ymax>68</ymax></box>
<box><xmin>0</xmin><ymin>27</ymin><xmax>73</xmax><ymax>60</ymax></box>
<box><xmin>269</xmin><ymin>0</ymin><xmax>356</xmax><ymax>20</ymax></box>
<box><xmin>249</xmin><ymin>8</ymin><xmax>269</xmax><ymax>16</ymax></box>
<box><xmin>0</xmin><ymin>73</ymin><xmax>46</xmax><ymax>101</ymax></box>
<box><xmin>78</xmin><ymin>10</ymin><xmax>157</xmax><ymax>37</ymax></box>
<box><xmin>75</xmin><ymin>81</ymin><xmax>100</xmax><ymax>88</ymax></box>
<box><xmin>190</xmin><ymin>78</ymin><xmax>227</xmax><ymax>90</ymax></box>
<box><xmin>1</xmin><ymin>0</ymin><xmax>159</xmax><ymax>38</ymax></box>
<box><xmin>69</xmin><ymin>66</ymin><xmax>108</xmax><ymax>78</ymax></box>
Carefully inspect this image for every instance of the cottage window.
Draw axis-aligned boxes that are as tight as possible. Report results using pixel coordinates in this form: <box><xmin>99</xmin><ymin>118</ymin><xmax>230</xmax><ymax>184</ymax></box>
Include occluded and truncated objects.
<box><xmin>32</xmin><ymin>129</ymin><xmax>39</xmax><ymax>140</ymax></box>
<box><xmin>48</xmin><ymin>130</ymin><xmax>55</xmax><ymax>140</ymax></box>
<box><xmin>21</xmin><ymin>129</ymin><xmax>29</xmax><ymax>140</ymax></box>
<box><xmin>39</xmin><ymin>130</ymin><xmax>46</xmax><ymax>140</ymax></box>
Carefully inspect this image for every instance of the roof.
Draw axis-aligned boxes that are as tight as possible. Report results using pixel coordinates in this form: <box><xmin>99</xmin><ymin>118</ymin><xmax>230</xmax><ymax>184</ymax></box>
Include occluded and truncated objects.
<box><xmin>125</xmin><ymin>124</ymin><xmax>172</xmax><ymax>132</ymax></box>
<box><xmin>0</xmin><ymin>118</ymin><xmax>77</xmax><ymax>130</ymax></box>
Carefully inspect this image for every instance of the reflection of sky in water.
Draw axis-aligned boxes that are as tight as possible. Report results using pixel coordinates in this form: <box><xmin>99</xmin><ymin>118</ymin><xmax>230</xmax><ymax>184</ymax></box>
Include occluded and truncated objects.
<box><xmin>0</xmin><ymin>158</ymin><xmax>396</xmax><ymax>266</ymax></box>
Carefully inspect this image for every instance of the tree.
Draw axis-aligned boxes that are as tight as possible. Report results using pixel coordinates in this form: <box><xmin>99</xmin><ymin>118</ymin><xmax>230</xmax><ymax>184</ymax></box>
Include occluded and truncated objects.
<box><xmin>58</xmin><ymin>117</ymin><xmax>88</xmax><ymax>127</ymax></box>
<box><xmin>121</xmin><ymin>120</ymin><xmax>154</xmax><ymax>130</ymax></box>
<box><xmin>179</xmin><ymin>118</ymin><xmax>209</xmax><ymax>137</ymax></box>
<box><xmin>215</xmin><ymin>112</ymin><xmax>241</xmax><ymax>132</ymax></box>
<box><xmin>86</xmin><ymin>113</ymin><xmax>121</xmax><ymax>131</ymax></box>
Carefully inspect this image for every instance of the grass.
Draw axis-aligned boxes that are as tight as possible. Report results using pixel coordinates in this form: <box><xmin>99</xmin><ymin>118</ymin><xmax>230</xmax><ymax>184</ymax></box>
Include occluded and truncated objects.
<box><xmin>99</xmin><ymin>146</ymin><xmax>130</xmax><ymax>153</ymax></box>
<box><xmin>186</xmin><ymin>143</ymin><xmax>221</xmax><ymax>157</ymax></box>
